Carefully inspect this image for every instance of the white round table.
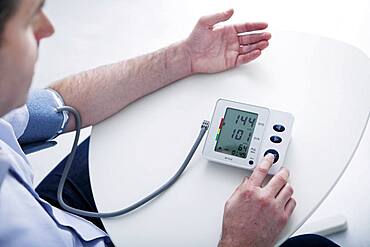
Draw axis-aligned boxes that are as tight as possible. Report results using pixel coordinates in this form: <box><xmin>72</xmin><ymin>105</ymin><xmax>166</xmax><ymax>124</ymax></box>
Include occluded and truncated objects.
<box><xmin>89</xmin><ymin>31</ymin><xmax>370</xmax><ymax>246</ymax></box>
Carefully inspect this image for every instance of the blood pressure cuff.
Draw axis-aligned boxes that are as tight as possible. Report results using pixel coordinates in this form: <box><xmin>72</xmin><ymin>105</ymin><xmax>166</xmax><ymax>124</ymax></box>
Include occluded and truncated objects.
<box><xmin>18</xmin><ymin>89</ymin><xmax>69</xmax><ymax>153</ymax></box>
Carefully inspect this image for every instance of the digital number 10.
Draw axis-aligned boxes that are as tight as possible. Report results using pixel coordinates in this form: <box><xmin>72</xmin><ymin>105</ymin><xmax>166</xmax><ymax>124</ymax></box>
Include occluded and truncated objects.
<box><xmin>231</xmin><ymin>129</ymin><xmax>244</xmax><ymax>140</ymax></box>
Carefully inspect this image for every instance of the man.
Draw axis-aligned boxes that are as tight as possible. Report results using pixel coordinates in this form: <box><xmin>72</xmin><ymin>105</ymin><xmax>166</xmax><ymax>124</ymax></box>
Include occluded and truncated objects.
<box><xmin>0</xmin><ymin>0</ymin><xmax>339</xmax><ymax>246</ymax></box>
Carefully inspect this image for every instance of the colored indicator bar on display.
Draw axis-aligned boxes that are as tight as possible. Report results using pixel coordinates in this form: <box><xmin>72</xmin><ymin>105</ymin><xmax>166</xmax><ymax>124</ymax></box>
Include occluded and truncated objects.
<box><xmin>218</xmin><ymin>118</ymin><xmax>224</xmax><ymax>129</ymax></box>
<box><xmin>216</xmin><ymin>118</ymin><xmax>224</xmax><ymax>141</ymax></box>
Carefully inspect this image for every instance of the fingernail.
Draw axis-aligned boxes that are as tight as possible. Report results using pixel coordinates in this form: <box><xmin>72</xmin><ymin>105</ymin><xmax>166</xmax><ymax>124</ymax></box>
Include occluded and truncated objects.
<box><xmin>224</xmin><ymin>9</ymin><xmax>233</xmax><ymax>15</ymax></box>
<box><xmin>265</xmin><ymin>153</ymin><xmax>275</xmax><ymax>161</ymax></box>
<box><xmin>264</xmin><ymin>33</ymin><xmax>272</xmax><ymax>39</ymax></box>
<box><xmin>281</xmin><ymin>169</ymin><xmax>289</xmax><ymax>180</ymax></box>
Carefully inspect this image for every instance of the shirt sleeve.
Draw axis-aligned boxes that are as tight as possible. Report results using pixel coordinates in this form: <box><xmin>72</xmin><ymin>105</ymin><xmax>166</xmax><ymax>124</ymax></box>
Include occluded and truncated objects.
<box><xmin>2</xmin><ymin>105</ymin><xmax>30</xmax><ymax>139</ymax></box>
<box><xmin>17</xmin><ymin>88</ymin><xmax>69</xmax><ymax>145</ymax></box>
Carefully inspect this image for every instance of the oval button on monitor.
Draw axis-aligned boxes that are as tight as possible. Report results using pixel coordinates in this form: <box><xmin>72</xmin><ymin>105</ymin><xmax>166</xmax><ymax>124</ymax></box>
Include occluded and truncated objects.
<box><xmin>270</xmin><ymin>136</ymin><xmax>282</xmax><ymax>143</ymax></box>
<box><xmin>273</xmin><ymin>124</ymin><xmax>285</xmax><ymax>132</ymax></box>
<box><xmin>264</xmin><ymin>149</ymin><xmax>279</xmax><ymax>163</ymax></box>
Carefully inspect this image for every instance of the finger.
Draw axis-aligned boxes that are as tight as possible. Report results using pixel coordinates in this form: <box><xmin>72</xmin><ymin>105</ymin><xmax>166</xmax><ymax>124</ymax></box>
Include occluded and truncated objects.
<box><xmin>239</xmin><ymin>40</ymin><xmax>269</xmax><ymax>54</ymax></box>
<box><xmin>264</xmin><ymin>168</ymin><xmax>290</xmax><ymax>197</ymax></box>
<box><xmin>235</xmin><ymin>49</ymin><xmax>261</xmax><ymax>66</ymax></box>
<box><xmin>285</xmin><ymin>198</ymin><xmax>297</xmax><ymax>217</ymax></box>
<box><xmin>240</xmin><ymin>176</ymin><xmax>249</xmax><ymax>185</ymax></box>
<box><xmin>247</xmin><ymin>153</ymin><xmax>274</xmax><ymax>187</ymax></box>
<box><xmin>198</xmin><ymin>9</ymin><xmax>234</xmax><ymax>27</ymax></box>
<box><xmin>276</xmin><ymin>183</ymin><xmax>294</xmax><ymax>206</ymax></box>
<box><xmin>228</xmin><ymin>176</ymin><xmax>249</xmax><ymax>201</ymax></box>
<box><xmin>239</xmin><ymin>32</ymin><xmax>271</xmax><ymax>45</ymax></box>
<box><xmin>235</xmin><ymin>175</ymin><xmax>249</xmax><ymax>191</ymax></box>
<box><xmin>234</xmin><ymin>22</ymin><xmax>268</xmax><ymax>33</ymax></box>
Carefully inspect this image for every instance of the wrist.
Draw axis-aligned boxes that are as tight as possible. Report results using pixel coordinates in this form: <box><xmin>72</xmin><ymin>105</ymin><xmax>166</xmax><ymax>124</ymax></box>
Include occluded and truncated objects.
<box><xmin>177</xmin><ymin>40</ymin><xmax>196</xmax><ymax>76</ymax></box>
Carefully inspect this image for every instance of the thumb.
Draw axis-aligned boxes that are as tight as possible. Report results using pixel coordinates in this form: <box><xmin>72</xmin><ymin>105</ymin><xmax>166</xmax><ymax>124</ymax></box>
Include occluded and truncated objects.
<box><xmin>198</xmin><ymin>8</ymin><xmax>234</xmax><ymax>27</ymax></box>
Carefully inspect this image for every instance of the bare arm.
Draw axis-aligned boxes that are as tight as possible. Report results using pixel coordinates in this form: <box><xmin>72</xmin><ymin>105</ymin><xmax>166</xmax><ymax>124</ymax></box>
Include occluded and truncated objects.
<box><xmin>50</xmin><ymin>9</ymin><xmax>271</xmax><ymax>132</ymax></box>
<box><xmin>50</xmin><ymin>42</ymin><xmax>191</xmax><ymax>131</ymax></box>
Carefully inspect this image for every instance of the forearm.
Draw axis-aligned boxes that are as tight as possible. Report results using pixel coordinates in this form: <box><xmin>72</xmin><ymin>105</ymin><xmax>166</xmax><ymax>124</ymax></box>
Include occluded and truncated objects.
<box><xmin>50</xmin><ymin>41</ymin><xmax>192</xmax><ymax>131</ymax></box>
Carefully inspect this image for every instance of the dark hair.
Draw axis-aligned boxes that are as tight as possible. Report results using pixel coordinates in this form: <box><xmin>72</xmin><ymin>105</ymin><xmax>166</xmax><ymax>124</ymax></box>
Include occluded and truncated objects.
<box><xmin>0</xmin><ymin>0</ymin><xmax>19</xmax><ymax>43</ymax></box>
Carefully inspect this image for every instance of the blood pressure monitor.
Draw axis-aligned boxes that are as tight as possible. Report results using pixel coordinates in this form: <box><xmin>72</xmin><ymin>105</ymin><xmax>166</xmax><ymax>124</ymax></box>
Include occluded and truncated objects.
<box><xmin>203</xmin><ymin>99</ymin><xmax>294</xmax><ymax>174</ymax></box>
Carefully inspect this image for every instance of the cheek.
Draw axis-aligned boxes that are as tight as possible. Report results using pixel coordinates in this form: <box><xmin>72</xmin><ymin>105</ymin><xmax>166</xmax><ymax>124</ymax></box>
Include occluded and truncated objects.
<box><xmin>15</xmin><ymin>28</ymin><xmax>38</xmax><ymax>86</ymax></box>
<box><xmin>1</xmin><ymin>29</ymin><xmax>38</xmax><ymax>108</ymax></box>
<box><xmin>21</xmin><ymin>28</ymin><xmax>39</xmax><ymax>73</ymax></box>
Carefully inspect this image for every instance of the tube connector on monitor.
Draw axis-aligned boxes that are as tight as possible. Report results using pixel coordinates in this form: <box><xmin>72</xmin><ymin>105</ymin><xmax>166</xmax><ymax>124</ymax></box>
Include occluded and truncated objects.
<box><xmin>202</xmin><ymin>120</ymin><xmax>210</xmax><ymax>130</ymax></box>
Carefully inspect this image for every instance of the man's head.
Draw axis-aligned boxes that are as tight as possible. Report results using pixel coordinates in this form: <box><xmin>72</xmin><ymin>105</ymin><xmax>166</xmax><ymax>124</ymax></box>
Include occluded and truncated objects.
<box><xmin>0</xmin><ymin>0</ymin><xmax>54</xmax><ymax>117</ymax></box>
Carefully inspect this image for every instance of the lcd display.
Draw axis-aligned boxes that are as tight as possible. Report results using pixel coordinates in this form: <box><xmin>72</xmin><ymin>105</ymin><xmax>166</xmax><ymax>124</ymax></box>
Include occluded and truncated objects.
<box><xmin>215</xmin><ymin>108</ymin><xmax>258</xmax><ymax>158</ymax></box>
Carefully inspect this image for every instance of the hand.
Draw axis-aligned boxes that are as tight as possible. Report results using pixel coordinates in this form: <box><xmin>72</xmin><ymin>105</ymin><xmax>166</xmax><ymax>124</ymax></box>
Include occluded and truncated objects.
<box><xmin>183</xmin><ymin>9</ymin><xmax>271</xmax><ymax>74</ymax></box>
<box><xmin>218</xmin><ymin>154</ymin><xmax>296</xmax><ymax>247</ymax></box>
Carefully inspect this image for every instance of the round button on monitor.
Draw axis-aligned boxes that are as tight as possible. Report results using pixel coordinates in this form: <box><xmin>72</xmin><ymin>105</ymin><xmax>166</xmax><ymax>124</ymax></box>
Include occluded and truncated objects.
<box><xmin>270</xmin><ymin>136</ymin><xmax>282</xmax><ymax>143</ymax></box>
<box><xmin>264</xmin><ymin>149</ymin><xmax>279</xmax><ymax>163</ymax></box>
<box><xmin>273</xmin><ymin>124</ymin><xmax>285</xmax><ymax>132</ymax></box>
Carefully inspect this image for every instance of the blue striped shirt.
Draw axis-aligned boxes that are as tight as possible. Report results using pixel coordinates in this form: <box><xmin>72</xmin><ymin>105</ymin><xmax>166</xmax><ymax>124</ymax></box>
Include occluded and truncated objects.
<box><xmin>0</xmin><ymin>100</ymin><xmax>109</xmax><ymax>246</ymax></box>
